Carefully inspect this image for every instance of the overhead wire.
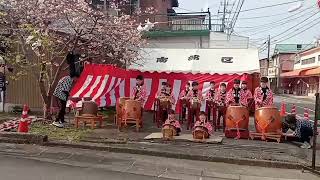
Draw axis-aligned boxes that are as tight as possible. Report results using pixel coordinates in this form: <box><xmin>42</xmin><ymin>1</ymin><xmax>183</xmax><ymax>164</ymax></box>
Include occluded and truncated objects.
<box><xmin>235</xmin><ymin>4</ymin><xmax>316</xmax><ymax>33</ymax></box>
<box><xmin>239</xmin><ymin>0</ymin><xmax>303</xmax><ymax>13</ymax></box>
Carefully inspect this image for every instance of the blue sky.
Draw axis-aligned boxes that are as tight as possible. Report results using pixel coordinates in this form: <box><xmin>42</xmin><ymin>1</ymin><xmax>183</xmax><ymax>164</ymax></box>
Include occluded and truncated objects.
<box><xmin>175</xmin><ymin>0</ymin><xmax>320</xmax><ymax>57</ymax></box>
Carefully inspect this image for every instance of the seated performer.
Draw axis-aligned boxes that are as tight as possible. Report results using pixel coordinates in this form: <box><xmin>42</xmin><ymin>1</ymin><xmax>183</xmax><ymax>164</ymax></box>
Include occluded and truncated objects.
<box><xmin>214</xmin><ymin>83</ymin><xmax>227</xmax><ymax>130</ymax></box>
<box><xmin>193</xmin><ymin>111</ymin><xmax>213</xmax><ymax>137</ymax></box>
<box><xmin>283</xmin><ymin>114</ymin><xmax>314</xmax><ymax>149</ymax></box>
<box><xmin>163</xmin><ymin>109</ymin><xmax>181</xmax><ymax>136</ymax></box>
<box><xmin>131</xmin><ymin>75</ymin><xmax>147</xmax><ymax>109</ymax></box>
<box><xmin>205</xmin><ymin>81</ymin><xmax>216</xmax><ymax>122</ymax></box>
<box><xmin>239</xmin><ymin>81</ymin><xmax>253</xmax><ymax>107</ymax></box>
<box><xmin>254</xmin><ymin>77</ymin><xmax>273</xmax><ymax>109</ymax></box>
<box><xmin>179</xmin><ymin>82</ymin><xmax>191</xmax><ymax>121</ymax></box>
<box><xmin>226</xmin><ymin>79</ymin><xmax>241</xmax><ymax>106</ymax></box>
<box><xmin>186</xmin><ymin>81</ymin><xmax>203</xmax><ymax>129</ymax></box>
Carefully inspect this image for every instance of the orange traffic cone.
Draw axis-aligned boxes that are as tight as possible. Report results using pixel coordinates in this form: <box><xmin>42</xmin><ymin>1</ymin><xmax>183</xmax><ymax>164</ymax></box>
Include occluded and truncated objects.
<box><xmin>18</xmin><ymin>104</ymin><xmax>30</xmax><ymax>133</ymax></box>
<box><xmin>304</xmin><ymin>108</ymin><xmax>309</xmax><ymax>121</ymax></box>
<box><xmin>280</xmin><ymin>102</ymin><xmax>286</xmax><ymax>117</ymax></box>
<box><xmin>291</xmin><ymin>104</ymin><xmax>296</xmax><ymax>115</ymax></box>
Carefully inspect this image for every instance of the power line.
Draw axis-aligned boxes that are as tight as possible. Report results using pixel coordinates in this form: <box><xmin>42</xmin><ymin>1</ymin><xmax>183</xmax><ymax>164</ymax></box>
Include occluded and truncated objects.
<box><xmin>270</xmin><ymin>11</ymin><xmax>319</xmax><ymax>41</ymax></box>
<box><xmin>239</xmin><ymin>0</ymin><xmax>302</xmax><ymax>13</ymax></box>
<box><xmin>273</xmin><ymin>17</ymin><xmax>320</xmax><ymax>43</ymax></box>
<box><xmin>243</xmin><ymin>9</ymin><xmax>317</xmax><ymax>37</ymax></box>
<box><xmin>229</xmin><ymin>0</ymin><xmax>245</xmax><ymax>34</ymax></box>
<box><xmin>235</xmin><ymin>4</ymin><xmax>315</xmax><ymax>32</ymax></box>
<box><xmin>238</xmin><ymin>11</ymin><xmax>298</xmax><ymax>20</ymax></box>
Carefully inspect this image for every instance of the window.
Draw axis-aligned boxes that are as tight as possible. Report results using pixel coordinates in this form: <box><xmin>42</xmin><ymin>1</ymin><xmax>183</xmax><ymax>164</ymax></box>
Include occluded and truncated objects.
<box><xmin>297</xmin><ymin>44</ymin><xmax>302</xmax><ymax>50</ymax></box>
<box><xmin>301</xmin><ymin>57</ymin><xmax>316</xmax><ymax>65</ymax></box>
<box><xmin>318</xmin><ymin>55</ymin><xmax>320</xmax><ymax>61</ymax></box>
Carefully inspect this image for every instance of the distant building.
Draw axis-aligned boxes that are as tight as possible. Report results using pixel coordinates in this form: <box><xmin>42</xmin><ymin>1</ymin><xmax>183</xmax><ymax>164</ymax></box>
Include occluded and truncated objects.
<box><xmin>267</xmin><ymin>44</ymin><xmax>310</xmax><ymax>92</ymax></box>
<box><xmin>259</xmin><ymin>58</ymin><xmax>268</xmax><ymax>77</ymax></box>
<box><xmin>281</xmin><ymin>46</ymin><xmax>320</xmax><ymax>96</ymax></box>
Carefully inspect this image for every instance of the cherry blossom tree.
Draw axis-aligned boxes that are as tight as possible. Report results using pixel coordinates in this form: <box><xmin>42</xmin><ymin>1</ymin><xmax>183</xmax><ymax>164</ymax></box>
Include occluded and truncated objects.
<box><xmin>0</xmin><ymin>0</ymin><xmax>152</xmax><ymax>119</ymax></box>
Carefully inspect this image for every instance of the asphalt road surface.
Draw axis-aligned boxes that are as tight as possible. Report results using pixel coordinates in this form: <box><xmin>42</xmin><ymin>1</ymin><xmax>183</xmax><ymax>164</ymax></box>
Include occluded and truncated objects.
<box><xmin>0</xmin><ymin>143</ymin><xmax>319</xmax><ymax>180</ymax></box>
<box><xmin>274</xmin><ymin>95</ymin><xmax>315</xmax><ymax>119</ymax></box>
<box><xmin>0</xmin><ymin>155</ymin><xmax>171</xmax><ymax>180</ymax></box>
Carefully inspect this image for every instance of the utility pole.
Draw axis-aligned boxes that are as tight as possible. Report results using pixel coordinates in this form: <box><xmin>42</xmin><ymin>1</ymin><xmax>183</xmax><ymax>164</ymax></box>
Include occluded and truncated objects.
<box><xmin>103</xmin><ymin>0</ymin><xmax>107</xmax><ymax>12</ymax></box>
<box><xmin>267</xmin><ymin>35</ymin><xmax>270</xmax><ymax>61</ymax></box>
<box><xmin>222</xmin><ymin>0</ymin><xmax>226</xmax><ymax>32</ymax></box>
<box><xmin>218</xmin><ymin>0</ymin><xmax>232</xmax><ymax>33</ymax></box>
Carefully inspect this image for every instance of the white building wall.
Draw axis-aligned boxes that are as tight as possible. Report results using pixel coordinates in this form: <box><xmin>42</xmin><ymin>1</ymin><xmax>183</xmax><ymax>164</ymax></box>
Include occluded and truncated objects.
<box><xmin>209</xmin><ymin>32</ymin><xmax>249</xmax><ymax>49</ymax></box>
<box><xmin>145</xmin><ymin>32</ymin><xmax>249</xmax><ymax>49</ymax></box>
<box><xmin>146</xmin><ymin>36</ymin><xmax>209</xmax><ymax>49</ymax></box>
<box><xmin>294</xmin><ymin>48</ymin><xmax>320</xmax><ymax>70</ymax></box>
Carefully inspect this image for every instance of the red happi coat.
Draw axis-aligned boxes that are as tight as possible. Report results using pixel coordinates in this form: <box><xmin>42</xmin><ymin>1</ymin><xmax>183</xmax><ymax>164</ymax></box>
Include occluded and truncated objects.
<box><xmin>156</xmin><ymin>88</ymin><xmax>175</xmax><ymax>104</ymax></box>
<box><xmin>214</xmin><ymin>89</ymin><xmax>227</xmax><ymax>106</ymax></box>
<box><xmin>179</xmin><ymin>89</ymin><xmax>190</xmax><ymax>100</ymax></box>
<box><xmin>226</xmin><ymin>88</ymin><xmax>242</xmax><ymax>106</ymax></box>
<box><xmin>205</xmin><ymin>89</ymin><xmax>215</xmax><ymax>101</ymax></box>
<box><xmin>186</xmin><ymin>90</ymin><xmax>203</xmax><ymax>102</ymax></box>
<box><xmin>240</xmin><ymin>89</ymin><xmax>253</xmax><ymax>107</ymax></box>
<box><xmin>254</xmin><ymin>87</ymin><xmax>274</xmax><ymax>109</ymax></box>
<box><xmin>164</xmin><ymin>118</ymin><xmax>181</xmax><ymax>130</ymax></box>
<box><xmin>131</xmin><ymin>85</ymin><xmax>148</xmax><ymax>106</ymax></box>
<box><xmin>194</xmin><ymin>120</ymin><xmax>213</xmax><ymax>135</ymax></box>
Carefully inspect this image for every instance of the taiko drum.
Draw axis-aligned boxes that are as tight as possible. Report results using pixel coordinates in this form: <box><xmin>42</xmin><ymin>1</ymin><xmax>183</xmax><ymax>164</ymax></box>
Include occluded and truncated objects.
<box><xmin>81</xmin><ymin>101</ymin><xmax>98</xmax><ymax>115</ymax></box>
<box><xmin>116</xmin><ymin>97</ymin><xmax>130</xmax><ymax>122</ymax></box>
<box><xmin>225</xmin><ymin>106</ymin><xmax>249</xmax><ymax>130</ymax></box>
<box><xmin>254</xmin><ymin>107</ymin><xmax>282</xmax><ymax>133</ymax></box>
<box><xmin>193</xmin><ymin>126</ymin><xmax>209</xmax><ymax>139</ymax></box>
<box><xmin>124</xmin><ymin>100</ymin><xmax>142</xmax><ymax>122</ymax></box>
<box><xmin>162</xmin><ymin>124</ymin><xmax>177</xmax><ymax>140</ymax></box>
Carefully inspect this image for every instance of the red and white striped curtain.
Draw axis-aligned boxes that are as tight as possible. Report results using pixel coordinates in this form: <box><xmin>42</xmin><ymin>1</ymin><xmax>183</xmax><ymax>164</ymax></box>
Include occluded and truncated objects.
<box><xmin>68</xmin><ymin>64</ymin><xmax>254</xmax><ymax>112</ymax></box>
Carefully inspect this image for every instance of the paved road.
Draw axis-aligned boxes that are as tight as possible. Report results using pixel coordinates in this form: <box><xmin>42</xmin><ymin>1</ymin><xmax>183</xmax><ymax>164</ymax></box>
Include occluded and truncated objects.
<box><xmin>0</xmin><ymin>155</ymin><xmax>171</xmax><ymax>180</ymax></box>
<box><xmin>0</xmin><ymin>143</ymin><xmax>318</xmax><ymax>180</ymax></box>
<box><xmin>274</xmin><ymin>95</ymin><xmax>315</xmax><ymax>119</ymax></box>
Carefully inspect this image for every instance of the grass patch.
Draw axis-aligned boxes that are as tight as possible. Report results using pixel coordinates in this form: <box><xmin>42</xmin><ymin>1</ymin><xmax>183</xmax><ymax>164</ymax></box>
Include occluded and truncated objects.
<box><xmin>30</xmin><ymin>122</ymin><xmax>92</xmax><ymax>142</ymax></box>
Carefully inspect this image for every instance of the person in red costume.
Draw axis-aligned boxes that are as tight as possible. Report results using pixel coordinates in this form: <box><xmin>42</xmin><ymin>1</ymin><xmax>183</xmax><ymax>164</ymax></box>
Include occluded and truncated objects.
<box><xmin>239</xmin><ymin>81</ymin><xmax>253</xmax><ymax>107</ymax></box>
<box><xmin>193</xmin><ymin>111</ymin><xmax>213</xmax><ymax>136</ymax></box>
<box><xmin>226</xmin><ymin>79</ymin><xmax>241</xmax><ymax>106</ymax></box>
<box><xmin>254</xmin><ymin>77</ymin><xmax>274</xmax><ymax>109</ymax></box>
<box><xmin>163</xmin><ymin>109</ymin><xmax>181</xmax><ymax>136</ymax></box>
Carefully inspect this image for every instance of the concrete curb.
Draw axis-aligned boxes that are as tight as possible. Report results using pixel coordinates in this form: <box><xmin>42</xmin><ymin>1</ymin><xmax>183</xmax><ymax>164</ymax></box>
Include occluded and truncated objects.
<box><xmin>0</xmin><ymin>132</ymin><xmax>48</xmax><ymax>145</ymax></box>
<box><xmin>45</xmin><ymin>141</ymin><xmax>320</xmax><ymax>172</ymax></box>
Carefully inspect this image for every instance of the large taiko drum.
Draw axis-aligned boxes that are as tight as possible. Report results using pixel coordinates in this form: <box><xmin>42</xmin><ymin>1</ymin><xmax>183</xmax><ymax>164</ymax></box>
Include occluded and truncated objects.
<box><xmin>116</xmin><ymin>97</ymin><xmax>130</xmax><ymax>124</ymax></box>
<box><xmin>124</xmin><ymin>100</ymin><xmax>142</xmax><ymax>124</ymax></box>
<box><xmin>193</xmin><ymin>126</ymin><xmax>209</xmax><ymax>140</ymax></box>
<box><xmin>162</xmin><ymin>124</ymin><xmax>177</xmax><ymax>140</ymax></box>
<box><xmin>255</xmin><ymin>107</ymin><xmax>282</xmax><ymax>133</ymax></box>
<box><xmin>225</xmin><ymin>106</ymin><xmax>249</xmax><ymax>130</ymax></box>
<box><xmin>81</xmin><ymin>101</ymin><xmax>98</xmax><ymax>115</ymax></box>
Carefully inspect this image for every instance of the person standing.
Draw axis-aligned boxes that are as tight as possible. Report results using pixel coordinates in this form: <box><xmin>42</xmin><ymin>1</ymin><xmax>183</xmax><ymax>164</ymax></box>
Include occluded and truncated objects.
<box><xmin>239</xmin><ymin>81</ymin><xmax>253</xmax><ymax>107</ymax></box>
<box><xmin>205</xmin><ymin>81</ymin><xmax>216</xmax><ymax>122</ymax></box>
<box><xmin>226</xmin><ymin>79</ymin><xmax>241</xmax><ymax>106</ymax></box>
<box><xmin>132</xmin><ymin>75</ymin><xmax>147</xmax><ymax>107</ymax></box>
<box><xmin>254</xmin><ymin>77</ymin><xmax>273</xmax><ymax>109</ymax></box>
<box><xmin>179</xmin><ymin>82</ymin><xmax>190</xmax><ymax>121</ymax></box>
<box><xmin>186</xmin><ymin>81</ymin><xmax>202</xmax><ymax>129</ymax></box>
<box><xmin>214</xmin><ymin>83</ymin><xmax>227</xmax><ymax>130</ymax></box>
<box><xmin>52</xmin><ymin>74</ymin><xmax>78</xmax><ymax>128</ymax></box>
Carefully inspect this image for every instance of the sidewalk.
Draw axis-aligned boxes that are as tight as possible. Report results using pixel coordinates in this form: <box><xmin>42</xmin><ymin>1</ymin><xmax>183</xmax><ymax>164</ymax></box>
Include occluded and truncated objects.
<box><xmin>277</xmin><ymin>94</ymin><xmax>316</xmax><ymax>103</ymax></box>
<box><xmin>4</xmin><ymin>111</ymin><xmax>320</xmax><ymax>171</ymax></box>
<box><xmin>1</xmin><ymin>143</ymin><xmax>319</xmax><ymax>180</ymax></box>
